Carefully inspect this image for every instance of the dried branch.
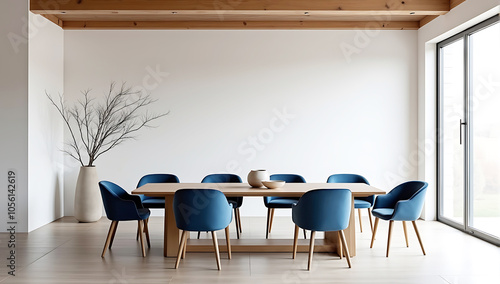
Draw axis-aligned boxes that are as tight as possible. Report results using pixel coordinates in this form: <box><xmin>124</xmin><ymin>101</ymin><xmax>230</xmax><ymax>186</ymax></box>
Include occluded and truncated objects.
<box><xmin>46</xmin><ymin>83</ymin><xmax>168</xmax><ymax>167</ymax></box>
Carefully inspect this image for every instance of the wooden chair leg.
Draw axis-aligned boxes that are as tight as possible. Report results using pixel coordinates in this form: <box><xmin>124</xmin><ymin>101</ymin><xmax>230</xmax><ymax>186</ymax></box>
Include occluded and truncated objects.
<box><xmin>182</xmin><ymin>232</ymin><xmax>187</xmax><ymax>259</ymax></box>
<box><xmin>337</xmin><ymin>231</ymin><xmax>343</xmax><ymax>259</ymax></box>
<box><xmin>225</xmin><ymin>226</ymin><xmax>232</xmax><ymax>259</ymax></box>
<box><xmin>370</xmin><ymin>217</ymin><xmax>380</xmax><ymax>248</ymax></box>
<box><xmin>412</xmin><ymin>221</ymin><xmax>426</xmax><ymax>255</ymax></box>
<box><xmin>102</xmin><ymin>221</ymin><xmax>118</xmax><ymax>257</ymax></box>
<box><xmin>307</xmin><ymin>231</ymin><xmax>316</xmax><ymax>271</ymax></box>
<box><xmin>339</xmin><ymin>230</ymin><xmax>352</xmax><ymax>268</ymax></box>
<box><xmin>303</xmin><ymin>229</ymin><xmax>307</xmax><ymax>239</ymax></box>
<box><xmin>358</xmin><ymin>208</ymin><xmax>363</xmax><ymax>233</ymax></box>
<box><xmin>402</xmin><ymin>221</ymin><xmax>409</xmax><ymax>247</ymax></box>
<box><xmin>234</xmin><ymin>208</ymin><xmax>241</xmax><ymax>233</ymax></box>
<box><xmin>266</xmin><ymin>208</ymin><xmax>272</xmax><ymax>239</ymax></box>
<box><xmin>109</xmin><ymin>220</ymin><xmax>119</xmax><ymax>249</ymax></box>
<box><xmin>211</xmin><ymin>231</ymin><xmax>221</xmax><ymax>270</ymax></box>
<box><xmin>143</xmin><ymin>219</ymin><xmax>151</xmax><ymax>249</ymax></box>
<box><xmin>234</xmin><ymin>208</ymin><xmax>240</xmax><ymax>239</ymax></box>
<box><xmin>386</xmin><ymin>220</ymin><xmax>394</xmax><ymax>257</ymax></box>
<box><xmin>135</xmin><ymin>218</ymin><xmax>149</xmax><ymax>240</ymax></box>
<box><xmin>292</xmin><ymin>224</ymin><xmax>299</xmax><ymax>259</ymax></box>
<box><xmin>367</xmin><ymin>209</ymin><xmax>374</xmax><ymax>233</ymax></box>
<box><xmin>175</xmin><ymin>230</ymin><xmax>187</xmax><ymax>269</ymax></box>
<box><xmin>138</xmin><ymin>220</ymin><xmax>146</xmax><ymax>257</ymax></box>
<box><xmin>197</xmin><ymin>230</ymin><xmax>211</xmax><ymax>240</ymax></box>
<box><xmin>237</xmin><ymin>208</ymin><xmax>243</xmax><ymax>233</ymax></box>
<box><xmin>269</xmin><ymin>208</ymin><xmax>275</xmax><ymax>233</ymax></box>
<box><xmin>144</xmin><ymin>217</ymin><xmax>149</xmax><ymax>232</ymax></box>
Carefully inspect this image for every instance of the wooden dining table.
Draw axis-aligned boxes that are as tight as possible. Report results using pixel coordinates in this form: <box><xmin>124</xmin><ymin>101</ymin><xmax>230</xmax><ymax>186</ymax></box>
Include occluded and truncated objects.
<box><xmin>132</xmin><ymin>182</ymin><xmax>385</xmax><ymax>257</ymax></box>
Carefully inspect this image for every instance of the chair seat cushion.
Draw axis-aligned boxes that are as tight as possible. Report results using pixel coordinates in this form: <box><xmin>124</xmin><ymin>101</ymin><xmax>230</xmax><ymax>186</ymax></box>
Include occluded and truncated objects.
<box><xmin>266</xmin><ymin>198</ymin><xmax>299</xmax><ymax>208</ymax></box>
<box><xmin>142</xmin><ymin>197</ymin><xmax>166</xmax><ymax>209</ymax></box>
<box><xmin>137</xmin><ymin>208</ymin><xmax>151</xmax><ymax>220</ymax></box>
<box><xmin>354</xmin><ymin>199</ymin><xmax>372</xmax><ymax>209</ymax></box>
<box><xmin>371</xmin><ymin>208</ymin><xmax>394</xmax><ymax>220</ymax></box>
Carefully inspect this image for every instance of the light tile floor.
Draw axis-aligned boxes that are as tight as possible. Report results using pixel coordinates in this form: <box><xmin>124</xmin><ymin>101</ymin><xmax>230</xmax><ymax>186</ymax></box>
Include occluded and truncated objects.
<box><xmin>0</xmin><ymin>216</ymin><xmax>499</xmax><ymax>283</ymax></box>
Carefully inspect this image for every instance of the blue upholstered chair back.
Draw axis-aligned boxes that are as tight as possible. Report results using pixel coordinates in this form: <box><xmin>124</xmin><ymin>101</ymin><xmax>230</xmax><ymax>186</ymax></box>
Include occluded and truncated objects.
<box><xmin>201</xmin><ymin>174</ymin><xmax>242</xmax><ymax>207</ymax></box>
<box><xmin>292</xmin><ymin>188</ymin><xmax>352</xmax><ymax>232</ymax></box>
<box><xmin>373</xmin><ymin>181</ymin><xmax>428</xmax><ymax>221</ymax></box>
<box><xmin>136</xmin><ymin>174</ymin><xmax>180</xmax><ymax>201</ymax></box>
<box><xmin>327</xmin><ymin>174</ymin><xmax>373</xmax><ymax>204</ymax></box>
<box><xmin>270</xmin><ymin>174</ymin><xmax>306</xmax><ymax>183</ymax></box>
<box><xmin>201</xmin><ymin>174</ymin><xmax>242</xmax><ymax>183</ymax></box>
<box><xmin>99</xmin><ymin>181</ymin><xmax>146</xmax><ymax>221</ymax></box>
<box><xmin>264</xmin><ymin>174</ymin><xmax>306</xmax><ymax>205</ymax></box>
<box><xmin>173</xmin><ymin>189</ymin><xmax>233</xmax><ymax>231</ymax></box>
<box><xmin>327</xmin><ymin>174</ymin><xmax>369</xmax><ymax>184</ymax></box>
<box><xmin>137</xmin><ymin>174</ymin><xmax>180</xmax><ymax>187</ymax></box>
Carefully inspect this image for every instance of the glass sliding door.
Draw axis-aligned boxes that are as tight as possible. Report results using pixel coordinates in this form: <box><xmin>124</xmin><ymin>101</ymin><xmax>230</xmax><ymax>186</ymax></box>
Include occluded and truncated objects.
<box><xmin>469</xmin><ymin>21</ymin><xmax>500</xmax><ymax>240</ymax></box>
<box><xmin>438</xmin><ymin>15</ymin><xmax>500</xmax><ymax>245</ymax></box>
<box><xmin>439</xmin><ymin>38</ymin><xmax>465</xmax><ymax>226</ymax></box>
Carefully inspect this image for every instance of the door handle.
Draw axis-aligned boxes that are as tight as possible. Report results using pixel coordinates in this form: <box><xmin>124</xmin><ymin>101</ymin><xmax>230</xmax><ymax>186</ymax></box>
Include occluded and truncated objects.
<box><xmin>460</xmin><ymin>119</ymin><xmax>467</xmax><ymax>145</ymax></box>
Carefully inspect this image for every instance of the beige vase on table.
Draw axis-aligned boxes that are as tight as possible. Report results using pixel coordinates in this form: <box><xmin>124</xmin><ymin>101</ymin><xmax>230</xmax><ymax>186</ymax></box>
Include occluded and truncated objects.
<box><xmin>74</xmin><ymin>166</ymin><xmax>102</xmax><ymax>222</ymax></box>
<box><xmin>247</xmin><ymin>169</ymin><xmax>270</xmax><ymax>188</ymax></box>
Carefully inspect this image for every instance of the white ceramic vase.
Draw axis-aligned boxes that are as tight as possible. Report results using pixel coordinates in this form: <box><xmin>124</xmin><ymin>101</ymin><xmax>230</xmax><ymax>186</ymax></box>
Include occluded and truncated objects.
<box><xmin>247</xmin><ymin>169</ymin><xmax>270</xmax><ymax>188</ymax></box>
<box><xmin>74</xmin><ymin>166</ymin><xmax>102</xmax><ymax>222</ymax></box>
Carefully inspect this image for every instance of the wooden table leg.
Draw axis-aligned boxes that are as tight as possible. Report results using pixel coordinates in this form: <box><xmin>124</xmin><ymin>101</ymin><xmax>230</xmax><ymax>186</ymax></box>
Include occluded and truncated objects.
<box><xmin>325</xmin><ymin>195</ymin><xmax>356</xmax><ymax>257</ymax></box>
<box><xmin>344</xmin><ymin>195</ymin><xmax>356</xmax><ymax>256</ymax></box>
<box><xmin>164</xmin><ymin>195</ymin><xmax>180</xmax><ymax>257</ymax></box>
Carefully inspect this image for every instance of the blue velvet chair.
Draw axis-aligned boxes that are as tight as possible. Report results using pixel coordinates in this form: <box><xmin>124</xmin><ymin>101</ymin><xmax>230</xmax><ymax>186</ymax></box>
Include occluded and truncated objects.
<box><xmin>99</xmin><ymin>181</ymin><xmax>151</xmax><ymax>257</ymax></box>
<box><xmin>135</xmin><ymin>174</ymin><xmax>180</xmax><ymax>240</ymax></box>
<box><xmin>137</xmin><ymin>173</ymin><xmax>180</xmax><ymax>208</ymax></box>
<box><xmin>327</xmin><ymin>174</ymin><xmax>374</xmax><ymax>233</ymax></box>
<box><xmin>264</xmin><ymin>174</ymin><xmax>306</xmax><ymax>239</ymax></box>
<box><xmin>200</xmin><ymin>174</ymin><xmax>243</xmax><ymax>239</ymax></box>
<box><xmin>370</xmin><ymin>181</ymin><xmax>428</xmax><ymax>257</ymax></box>
<box><xmin>173</xmin><ymin>189</ymin><xmax>233</xmax><ymax>270</ymax></box>
<box><xmin>292</xmin><ymin>188</ymin><xmax>352</xmax><ymax>270</ymax></box>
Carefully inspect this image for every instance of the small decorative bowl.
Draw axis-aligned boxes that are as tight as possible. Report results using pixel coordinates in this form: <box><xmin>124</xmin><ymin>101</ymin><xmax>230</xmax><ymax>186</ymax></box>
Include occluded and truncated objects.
<box><xmin>261</xmin><ymin>180</ymin><xmax>286</xmax><ymax>189</ymax></box>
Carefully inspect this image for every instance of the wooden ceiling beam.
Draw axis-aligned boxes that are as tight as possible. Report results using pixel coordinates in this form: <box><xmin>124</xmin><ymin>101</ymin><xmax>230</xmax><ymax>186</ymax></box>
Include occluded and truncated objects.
<box><xmin>30</xmin><ymin>0</ymin><xmax>450</xmax><ymax>15</ymax></box>
<box><xmin>62</xmin><ymin>20</ymin><xmax>420</xmax><ymax>30</ymax></box>
<box><xmin>450</xmin><ymin>0</ymin><xmax>467</xmax><ymax>10</ymax></box>
<box><xmin>419</xmin><ymin>0</ymin><xmax>465</xmax><ymax>27</ymax></box>
<box><xmin>41</xmin><ymin>14</ymin><xmax>63</xmax><ymax>28</ymax></box>
<box><xmin>419</xmin><ymin>15</ymin><xmax>439</xmax><ymax>27</ymax></box>
<box><xmin>30</xmin><ymin>0</ymin><xmax>452</xmax><ymax>30</ymax></box>
<box><xmin>33</xmin><ymin>10</ymin><xmax>447</xmax><ymax>16</ymax></box>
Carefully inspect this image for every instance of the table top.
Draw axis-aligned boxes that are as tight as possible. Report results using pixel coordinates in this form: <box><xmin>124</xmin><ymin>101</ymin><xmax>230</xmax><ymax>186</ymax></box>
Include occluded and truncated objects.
<box><xmin>132</xmin><ymin>182</ymin><xmax>385</xmax><ymax>198</ymax></box>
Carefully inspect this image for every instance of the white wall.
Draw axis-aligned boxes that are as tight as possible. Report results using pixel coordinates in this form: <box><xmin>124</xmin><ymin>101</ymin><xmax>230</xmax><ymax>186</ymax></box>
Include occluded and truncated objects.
<box><xmin>64</xmin><ymin>30</ymin><xmax>418</xmax><ymax>217</ymax></box>
<box><xmin>28</xmin><ymin>13</ymin><xmax>64</xmax><ymax>231</ymax></box>
<box><xmin>0</xmin><ymin>0</ymin><xmax>29</xmax><ymax>232</ymax></box>
<box><xmin>0</xmin><ymin>6</ymin><xmax>65</xmax><ymax>232</ymax></box>
<box><xmin>417</xmin><ymin>0</ymin><xmax>499</xmax><ymax>220</ymax></box>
